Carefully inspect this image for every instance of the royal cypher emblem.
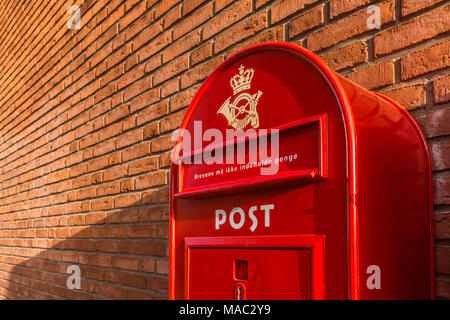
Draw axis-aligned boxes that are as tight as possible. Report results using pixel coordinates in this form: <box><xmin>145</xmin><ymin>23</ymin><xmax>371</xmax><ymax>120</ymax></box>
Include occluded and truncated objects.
<box><xmin>217</xmin><ymin>65</ymin><xmax>262</xmax><ymax>129</ymax></box>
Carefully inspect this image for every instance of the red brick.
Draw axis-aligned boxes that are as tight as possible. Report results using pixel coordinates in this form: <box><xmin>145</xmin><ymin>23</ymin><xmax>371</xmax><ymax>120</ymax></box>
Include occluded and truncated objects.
<box><xmin>183</xmin><ymin>0</ymin><xmax>209</xmax><ymax>16</ymax></box>
<box><xmin>128</xmin><ymin>157</ymin><xmax>159</xmax><ymax>175</ymax></box>
<box><xmin>120</xmin><ymin>0</ymin><xmax>148</xmax><ymax>30</ymax></box>
<box><xmin>435</xmin><ymin>210</ymin><xmax>450</xmax><ymax>240</ymax></box>
<box><xmin>135</xmin><ymin>171</ymin><xmax>167</xmax><ymax>190</ymax></box>
<box><xmin>142</xmin><ymin>190</ymin><xmax>159</xmax><ymax>204</ymax></box>
<box><xmin>99</xmin><ymin>284</ymin><xmax>124</xmax><ymax>299</ymax></box>
<box><xmin>148</xmin><ymin>275</ymin><xmax>168</xmax><ymax>293</ymax></box>
<box><xmin>160</xmin><ymin>110</ymin><xmax>186</xmax><ymax>133</ymax></box>
<box><xmin>154</xmin><ymin>0</ymin><xmax>179</xmax><ymax>18</ymax></box>
<box><xmin>125</xmin><ymin>9</ymin><xmax>156</xmax><ymax>43</ymax></box>
<box><xmin>139</xmin><ymin>31</ymin><xmax>172</xmax><ymax>61</ymax></box>
<box><xmin>414</xmin><ymin>108</ymin><xmax>450</xmax><ymax>138</ymax></box>
<box><xmin>400</xmin><ymin>42</ymin><xmax>450</xmax><ymax>80</ymax></box>
<box><xmin>103</xmin><ymin>164</ymin><xmax>128</xmax><ymax>182</ymax></box>
<box><xmin>434</xmin><ymin>75</ymin><xmax>450</xmax><ymax>104</ymax></box>
<box><xmin>136</xmin><ymin>101</ymin><xmax>168</xmax><ymax>126</ymax></box>
<box><xmin>374</xmin><ymin>6</ymin><xmax>450</xmax><ymax>57</ymax></box>
<box><xmin>115</xmin><ymin>193</ymin><xmax>141</xmax><ymax>208</ymax></box>
<box><xmin>430</xmin><ymin>140</ymin><xmax>450</xmax><ymax>171</ymax></box>
<box><xmin>135</xmin><ymin>242</ymin><xmax>165</xmax><ymax>256</ymax></box>
<box><xmin>122</xmin><ymin>142</ymin><xmax>150</xmax><ymax>162</ymax></box>
<box><xmin>108</xmin><ymin>152</ymin><xmax>122</xmax><ymax>166</ymax></box>
<box><xmin>382</xmin><ymin>83</ymin><xmax>427</xmax><ymax>110</ymax></box>
<box><xmin>156</xmin><ymin>259</ymin><xmax>169</xmax><ymax>275</ymax></box>
<box><xmin>214</xmin><ymin>12</ymin><xmax>268</xmax><ymax>53</ymax></box>
<box><xmin>159</xmin><ymin>152</ymin><xmax>172</xmax><ymax>168</ymax></box>
<box><xmin>128</xmin><ymin>225</ymin><xmax>156</xmax><ymax>238</ymax></box>
<box><xmin>435</xmin><ymin>177</ymin><xmax>450</xmax><ymax>205</ymax></box>
<box><xmin>96</xmin><ymin>181</ymin><xmax>120</xmax><ymax>197</ymax></box>
<box><xmin>347</xmin><ymin>61</ymin><xmax>395</xmax><ymax>90</ymax></box>
<box><xmin>271</xmin><ymin>0</ymin><xmax>319</xmax><ymax>24</ymax></box>
<box><xmin>99</xmin><ymin>122</ymin><xmax>123</xmax><ymax>141</ymax></box>
<box><xmin>215</xmin><ymin>0</ymin><xmax>235</xmax><ymax>12</ymax></box>
<box><xmin>161</xmin><ymin>78</ymin><xmax>180</xmax><ymax>98</ymax></box>
<box><xmin>91</xmin><ymin>198</ymin><xmax>114</xmax><ymax>212</ymax></box>
<box><xmin>402</xmin><ymin>0</ymin><xmax>445</xmax><ymax>16</ymax></box>
<box><xmin>144</xmin><ymin>54</ymin><xmax>162</xmax><ymax>74</ymax></box>
<box><xmin>78</xmin><ymin>187</ymin><xmax>96</xmax><ymax>200</ymax></box>
<box><xmin>190</xmin><ymin>41</ymin><xmax>213</xmax><ymax>66</ymax></box>
<box><xmin>93</xmin><ymin>140</ymin><xmax>115</xmax><ymax>157</ymax></box>
<box><xmin>180</xmin><ymin>56</ymin><xmax>224</xmax><ymax>89</ymax></box>
<box><xmin>89</xmin><ymin>254</ymin><xmax>112</xmax><ymax>268</ymax></box>
<box><xmin>115</xmin><ymin>129</ymin><xmax>143</xmax><ymax>149</ymax></box>
<box><xmin>121</xmin><ymin>179</ymin><xmax>135</xmax><ymax>192</ymax></box>
<box><xmin>309</xmin><ymin>0</ymin><xmax>395</xmax><ymax>51</ymax></box>
<box><xmin>436</xmin><ymin>246</ymin><xmax>450</xmax><ymax>274</ymax></box>
<box><xmin>112</xmin><ymin>256</ymin><xmax>139</xmax><ymax>271</ymax></box>
<box><xmin>164</xmin><ymin>5</ymin><xmax>182</xmax><ymax>29</ymax></box>
<box><xmin>163</xmin><ymin>31</ymin><xmax>201</xmax><ymax>63</ymax></box>
<box><xmin>118</xmin><ymin>272</ymin><xmax>147</xmax><ymax>288</ymax></box>
<box><xmin>175</xmin><ymin>2</ymin><xmax>213</xmax><ymax>40</ymax></box>
<box><xmin>170</xmin><ymin>85</ymin><xmax>200</xmax><ymax>111</ymax></box>
<box><xmin>117</xmin><ymin>65</ymin><xmax>145</xmax><ymax>90</ymax></box>
<box><xmin>288</xmin><ymin>5</ymin><xmax>324</xmax><ymax>38</ymax></box>
<box><xmin>151</xmin><ymin>134</ymin><xmax>174</xmax><ymax>153</ymax></box>
<box><xmin>139</xmin><ymin>257</ymin><xmax>157</xmax><ymax>272</ymax></box>
<box><xmin>129</xmin><ymin>88</ymin><xmax>160</xmax><ymax>113</ymax></box>
<box><xmin>102</xmin><ymin>225</ymin><xmax>127</xmax><ymax>239</ymax></box>
<box><xmin>143</xmin><ymin>122</ymin><xmax>160</xmax><ymax>139</ymax></box>
<box><xmin>329</xmin><ymin>0</ymin><xmax>372</xmax><ymax>18</ymax></box>
<box><xmin>153</xmin><ymin>55</ymin><xmax>189</xmax><ymax>86</ymax></box>
<box><xmin>255</xmin><ymin>0</ymin><xmax>271</xmax><ymax>9</ymax></box>
<box><xmin>202</xmin><ymin>0</ymin><xmax>252</xmax><ymax>39</ymax></box>
<box><xmin>320</xmin><ymin>41</ymin><xmax>368</xmax><ymax>71</ymax></box>
<box><xmin>436</xmin><ymin>278</ymin><xmax>450</xmax><ymax>299</ymax></box>
<box><xmin>87</xmin><ymin>156</ymin><xmax>109</xmax><ymax>172</ymax></box>
<box><xmin>159</xmin><ymin>187</ymin><xmax>170</xmax><ymax>203</ymax></box>
<box><xmin>225</xmin><ymin>25</ymin><xmax>286</xmax><ymax>56</ymax></box>
<box><xmin>123</xmin><ymin>75</ymin><xmax>152</xmax><ymax>102</ymax></box>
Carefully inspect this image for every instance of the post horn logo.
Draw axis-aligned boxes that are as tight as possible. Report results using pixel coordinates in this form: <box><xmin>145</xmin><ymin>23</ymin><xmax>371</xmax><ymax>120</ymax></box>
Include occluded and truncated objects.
<box><xmin>217</xmin><ymin>65</ymin><xmax>262</xmax><ymax>129</ymax></box>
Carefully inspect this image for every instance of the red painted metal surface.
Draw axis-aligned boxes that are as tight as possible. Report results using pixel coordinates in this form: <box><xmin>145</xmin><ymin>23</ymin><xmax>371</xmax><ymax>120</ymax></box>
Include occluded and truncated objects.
<box><xmin>185</xmin><ymin>236</ymin><xmax>324</xmax><ymax>300</ymax></box>
<box><xmin>169</xmin><ymin>42</ymin><xmax>434</xmax><ymax>300</ymax></box>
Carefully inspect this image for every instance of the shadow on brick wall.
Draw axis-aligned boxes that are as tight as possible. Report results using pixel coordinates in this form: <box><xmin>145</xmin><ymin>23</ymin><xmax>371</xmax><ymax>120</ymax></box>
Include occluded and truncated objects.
<box><xmin>1</xmin><ymin>200</ymin><xmax>169</xmax><ymax>300</ymax></box>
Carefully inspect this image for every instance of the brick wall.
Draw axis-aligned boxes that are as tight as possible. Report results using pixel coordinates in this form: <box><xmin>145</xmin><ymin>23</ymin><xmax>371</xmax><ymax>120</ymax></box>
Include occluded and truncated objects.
<box><xmin>0</xmin><ymin>0</ymin><xmax>447</xmax><ymax>300</ymax></box>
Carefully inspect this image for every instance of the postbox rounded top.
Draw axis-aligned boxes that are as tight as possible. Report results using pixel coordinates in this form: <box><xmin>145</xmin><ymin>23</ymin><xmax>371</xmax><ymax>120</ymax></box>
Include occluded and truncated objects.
<box><xmin>177</xmin><ymin>42</ymin><xmax>357</xmax><ymax>144</ymax></box>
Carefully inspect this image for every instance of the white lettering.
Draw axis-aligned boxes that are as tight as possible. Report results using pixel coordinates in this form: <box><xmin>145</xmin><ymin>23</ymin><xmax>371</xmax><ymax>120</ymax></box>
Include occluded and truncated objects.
<box><xmin>215</xmin><ymin>209</ymin><xmax>227</xmax><ymax>230</ymax></box>
<box><xmin>230</xmin><ymin>207</ymin><xmax>245</xmax><ymax>229</ymax></box>
<box><xmin>260</xmin><ymin>204</ymin><xmax>274</xmax><ymax>227</ymax></box>
<box><xmin>215</xmin><ymin>204</ymin><xmax>275</xmax><ymax>231</ymax></box>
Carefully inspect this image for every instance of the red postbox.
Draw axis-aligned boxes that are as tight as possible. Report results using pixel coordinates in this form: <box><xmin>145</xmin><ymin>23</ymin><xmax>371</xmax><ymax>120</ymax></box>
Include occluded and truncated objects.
<box><xmin>169</xmin><ymin>42</ymin><xmax>434</xmax><ymax>300</ymax></box>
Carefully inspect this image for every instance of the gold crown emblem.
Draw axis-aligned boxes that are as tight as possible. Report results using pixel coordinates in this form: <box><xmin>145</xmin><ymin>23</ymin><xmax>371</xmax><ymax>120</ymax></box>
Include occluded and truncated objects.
<box><xmin>230</xmin><ymin>65</ymin><xmax>254</xmax><ymax>95</ymax></box>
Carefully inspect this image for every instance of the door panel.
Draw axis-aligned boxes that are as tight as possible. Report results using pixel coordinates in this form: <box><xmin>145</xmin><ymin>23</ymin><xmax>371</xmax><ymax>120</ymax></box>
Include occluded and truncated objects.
<box><xmin>185</xmin><ymin>235</ymin><xmax>324</xmax><ymax>300</ymax></box>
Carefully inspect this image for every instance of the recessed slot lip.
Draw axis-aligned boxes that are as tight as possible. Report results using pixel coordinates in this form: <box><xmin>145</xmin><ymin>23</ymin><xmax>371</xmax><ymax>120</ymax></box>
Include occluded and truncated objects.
<box><xmin>174</xmin><ymin>168</ymin><xmax>319</xmax><ymax>199</ymax></box>
<box><xmin>234</xmin><ymin>260</ymin><xmax>249</xmax><ymax>281</ymax></box>
<box><xmin>175</xmin><ymin>113</ymin><xmax>326</xmax><ymax>163</ymax></box>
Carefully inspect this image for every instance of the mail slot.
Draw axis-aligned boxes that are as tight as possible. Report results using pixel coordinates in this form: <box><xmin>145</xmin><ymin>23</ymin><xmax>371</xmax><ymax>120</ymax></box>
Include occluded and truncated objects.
<box><xmin>169</xmin><ymin>42</ymin><xmax>434</xmax><ymax>300</ymax></box>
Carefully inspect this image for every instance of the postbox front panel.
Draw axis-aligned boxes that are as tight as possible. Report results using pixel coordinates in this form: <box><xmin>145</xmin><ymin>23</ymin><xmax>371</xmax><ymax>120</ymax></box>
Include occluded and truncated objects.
<box><xmin>171</xmin><ymin>47</ymin><xmax>350</xmax><ymax>299</ymax></box>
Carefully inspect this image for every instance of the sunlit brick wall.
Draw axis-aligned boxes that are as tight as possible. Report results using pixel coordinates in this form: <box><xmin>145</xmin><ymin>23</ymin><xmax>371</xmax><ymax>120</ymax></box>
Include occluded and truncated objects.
<box><xmin>0</xmin><ymin>0</ymin><xmax>448</xmax><ymax>299</ymax></box>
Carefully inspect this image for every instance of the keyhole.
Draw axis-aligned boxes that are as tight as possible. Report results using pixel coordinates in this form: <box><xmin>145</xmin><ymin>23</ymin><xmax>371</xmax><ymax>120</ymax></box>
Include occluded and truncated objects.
<box><xmin>235</xmin><ymin>283</ymin><xmax>245</xmax><ymax>300</ymax></box>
